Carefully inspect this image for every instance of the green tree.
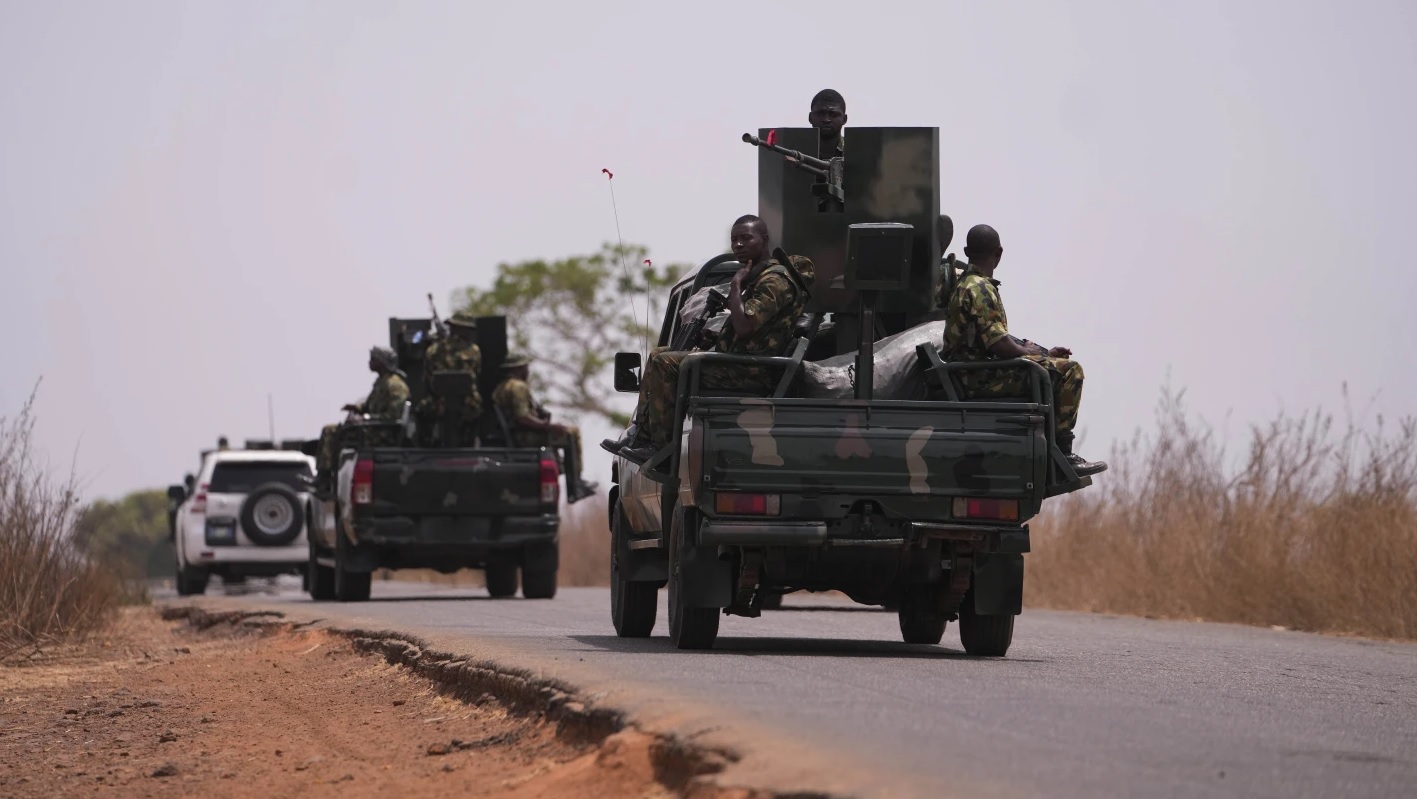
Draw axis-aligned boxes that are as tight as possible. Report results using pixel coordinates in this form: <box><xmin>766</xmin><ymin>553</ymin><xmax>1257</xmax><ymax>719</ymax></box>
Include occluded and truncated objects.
<box><xmin>71</xmin><ymin>489</ymin><xmax>174</xmax><ymax>579</ymax></box>
<box><xmin>454</xmin><ymin>243</ymin><xmax>687</xmax><ymax>428</ymax></box>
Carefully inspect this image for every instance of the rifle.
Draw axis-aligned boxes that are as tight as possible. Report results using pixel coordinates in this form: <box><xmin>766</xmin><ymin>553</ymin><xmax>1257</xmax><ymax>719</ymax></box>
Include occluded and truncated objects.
<box><xmin>670</xmin><ymin>287</ymin><xmax>728</xmax><ymax>352</ymax></box>
<box><xmin>742</xmin><ymin>132</ymin><xmax>844</xmax><ymax>205</ymax></box>
<box><xmin>427</xmin><ymin>292</ymin><xmax>448</xmax><ymax>340</ymax></box>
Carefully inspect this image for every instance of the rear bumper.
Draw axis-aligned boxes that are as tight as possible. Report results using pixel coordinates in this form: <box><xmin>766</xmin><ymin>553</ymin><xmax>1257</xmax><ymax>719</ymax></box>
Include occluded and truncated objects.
<box><xmin>697</xmin><ymin>519</ymin><xmax>1029</xmax><ymax>554</ymax></box>
<box><xmin>349</xmin><ymin>513</ymin><xmax>559</xmax><ymax>550</ymax></box>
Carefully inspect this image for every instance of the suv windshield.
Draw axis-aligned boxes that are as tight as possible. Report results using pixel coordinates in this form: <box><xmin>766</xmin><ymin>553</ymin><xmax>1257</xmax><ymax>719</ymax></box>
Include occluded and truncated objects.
<box><xmin>208</xmin><ymin>461</ymin><xmax>311</xmax><ymax>493</ymax></box>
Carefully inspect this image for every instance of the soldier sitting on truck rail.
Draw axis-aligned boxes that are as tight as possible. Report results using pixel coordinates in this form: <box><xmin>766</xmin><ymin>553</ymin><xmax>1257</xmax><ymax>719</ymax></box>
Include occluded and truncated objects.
<box><xmin>315</xmin><ymin>346</ymin><xmax>411</xmax><ymax>478</ymax></box>
<box><xmin>419</xmin><ymin>311</ymin><xmax>483</xmax><ymax>446</ymax></box>
<box><xmin>491</xmin><ymin>355</ymin><xmax>598</xmax><ymax>504</ymax></box>
<box><xmin>619</xmin><ymin>215</ymin><xmax>814</xmax><ymax>466</ymax></box>
<box><xmin>942</xmin><ymin>224</ymin><xmax>1107</xmax><ymax>477</ymax></box>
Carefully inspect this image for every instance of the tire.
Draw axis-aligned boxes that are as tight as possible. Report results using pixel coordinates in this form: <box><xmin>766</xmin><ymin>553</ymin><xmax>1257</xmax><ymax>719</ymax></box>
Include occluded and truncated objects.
<box><xmin>958</xmin><ymin>588</ymin><xmax>1015</xmax><ymax>657</ymax></box>
<box><xmin>667</xmin><ymin>504</ymin><xmax>719</xmax><ymax>650</ymax></box>
<box><xmin>174</xmin><ymin>558</ymin><xmax>209</xmax><ymax>597</ymax></box>
<box><xmin>485</xmin><ymin>563</ymin><xmax>518</xmax><ymax>598</ymax></box>
<box><xmin>333</xmin><ymin>527</ymin><xmax>371</xmax><ymax>603</ymax></box>
<box><xmin>308</xmin><ymin>536</ymin><xmax>336</xmax><ymax>601</ymax></box>
<box><xmin>240</xmin><ymin>483</ymin><xmax>304</xmax><ymax>547</ymax></box>
<box><xmin>521</xmin><ymin>540</ymin><xmax>558</xmax><ymax>599</ymax></box>
<box><xmin>759</xmin><ymin>592</ymin><xmax>784</xmax><ymax>611</ymax></box>
<box><xmin>897</xmin><ymin>585</ymin><xmax>947</xmax><ymax>645</ymax></box>
<box><xmin>611</xmin><ymin>502</ymin><xmax>657</xmax><ymax>637</ymax></box>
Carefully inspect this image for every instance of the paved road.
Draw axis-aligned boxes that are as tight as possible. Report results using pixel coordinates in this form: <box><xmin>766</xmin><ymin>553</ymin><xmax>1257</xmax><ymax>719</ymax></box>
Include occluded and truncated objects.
<box><xmin>184</xmin><ymin>581</ymin><xmax>1417</xmax><ymax>798</ymax></box>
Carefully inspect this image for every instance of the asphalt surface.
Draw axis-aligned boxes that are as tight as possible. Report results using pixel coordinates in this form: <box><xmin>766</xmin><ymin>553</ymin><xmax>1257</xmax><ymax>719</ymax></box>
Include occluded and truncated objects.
<box><xmin>182</xmin><ymin>580</ymin><xmax>1417</xmax><ymax>798</ymax></box>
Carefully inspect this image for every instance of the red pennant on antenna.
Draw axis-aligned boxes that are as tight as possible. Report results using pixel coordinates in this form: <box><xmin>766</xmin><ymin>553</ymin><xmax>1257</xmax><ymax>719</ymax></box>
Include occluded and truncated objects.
<box><xmin>765</xmin><ymin>130</ymin><xmax>777</xmax><ymax>147</ymax></box>
<box><xmin>643</xmin><ymin>259</ymin><xmax>652</xmax><ymax>267</ymax></box>
<box><xmin>602</xmin><ymin>168</ymin><xmax>614</xmax><ymax>180</ymax></box>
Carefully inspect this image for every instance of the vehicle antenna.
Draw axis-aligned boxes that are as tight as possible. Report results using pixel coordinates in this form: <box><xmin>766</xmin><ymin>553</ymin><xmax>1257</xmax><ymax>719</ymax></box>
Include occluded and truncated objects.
<box><xmin>602</xmin><ymin>168</ymin><xmax>649</xmax><ymax>356</ymax></box>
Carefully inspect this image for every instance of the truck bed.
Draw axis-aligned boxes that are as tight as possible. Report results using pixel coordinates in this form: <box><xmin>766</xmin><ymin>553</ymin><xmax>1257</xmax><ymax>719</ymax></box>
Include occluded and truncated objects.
<box><xmin>348</xmin><ymin>447</ymin><xmax>552</xmax><ymax>518</ymax></box>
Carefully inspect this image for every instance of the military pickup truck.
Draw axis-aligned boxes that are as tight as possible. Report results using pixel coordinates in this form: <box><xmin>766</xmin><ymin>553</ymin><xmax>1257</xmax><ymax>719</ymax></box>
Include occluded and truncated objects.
<box><xmin>605</xmin><ymin>126</ymin><xmax>1096</xmax><ymax>655</ymax></box>
<box><xmin>304</xmin><ymin>315</ymin><xmax>561</xmax><ymax>602</ymax></box>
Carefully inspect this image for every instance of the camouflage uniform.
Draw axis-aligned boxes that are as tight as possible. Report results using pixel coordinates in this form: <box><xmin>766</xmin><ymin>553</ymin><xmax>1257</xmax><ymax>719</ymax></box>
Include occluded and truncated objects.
<box><xmin>942</xmin><ymin>266</ymin><xmax>1083</xmax><ymax>432</ymax></box>
<box><xmin>421</xmin><ymin>338</ymin><xmax>483</xmax><ymax>446</ymax></box>
<box><xmin>316</xmin><ymin>373</ymin><xmax>411</xmax><ymax>473</ymax></box>
<box><xmin>638</xmin><ymin>255</ymin><xmax>815</xmax><ymax>448</ymax></box>
<box><xmin>493</xmin><ymin>377</ymin><xmax>585</xmax><ymax>480</ymax></box>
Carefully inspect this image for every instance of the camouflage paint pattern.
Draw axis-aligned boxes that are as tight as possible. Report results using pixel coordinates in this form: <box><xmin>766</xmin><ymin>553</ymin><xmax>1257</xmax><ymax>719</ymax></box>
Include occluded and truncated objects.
<box><xmin>422</xmin><ymin>339</ymin><xmax>484</xmax><ymax>417</ymax></box>
<box><xmin>359</xmin><ymin>373</ymin><xmax>411</xmax><ymax>419</ymax></box>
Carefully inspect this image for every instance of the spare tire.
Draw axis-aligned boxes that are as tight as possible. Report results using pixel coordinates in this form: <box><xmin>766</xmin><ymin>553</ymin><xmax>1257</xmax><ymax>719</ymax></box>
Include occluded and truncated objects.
<box><xmin>240</xmin><ymin>483</ymin><xmax>304</xmax><ymax>546</ymax></box>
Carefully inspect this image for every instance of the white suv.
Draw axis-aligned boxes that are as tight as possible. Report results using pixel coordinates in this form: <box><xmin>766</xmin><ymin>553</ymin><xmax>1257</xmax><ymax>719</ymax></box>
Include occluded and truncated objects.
<box><xmin>172</xmin><ymin>449</ymin><xmax>315</xmax><ymax>595</ymax></box>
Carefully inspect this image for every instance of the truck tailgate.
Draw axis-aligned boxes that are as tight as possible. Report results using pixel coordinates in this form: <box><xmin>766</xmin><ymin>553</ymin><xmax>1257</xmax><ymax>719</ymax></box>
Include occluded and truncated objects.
<box><xmin>698</xmin><ymin>399</ymin><xmax>1046</xmax><ymax>501</ymax></box>
<box><xmin>363</xmin><ymin>448</ymin><xmax>549</xmax><ymax>516</ymax></box>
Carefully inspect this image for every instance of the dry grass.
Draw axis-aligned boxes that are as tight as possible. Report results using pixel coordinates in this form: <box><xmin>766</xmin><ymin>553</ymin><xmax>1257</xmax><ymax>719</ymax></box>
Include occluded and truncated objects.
<box><xmin>390</xmin><ymin>494</ymin><xmax>610</xmax><ymax>589</ymax></box>
<box><xmin>0</xmin><ymin>391</ymin><xmax>123</xmax><ymax>662</ymax></box>
<box><xmin>1028</xmin><ymin>390</ymin><xmax>1417</xmax><ymax>640</ymax></box>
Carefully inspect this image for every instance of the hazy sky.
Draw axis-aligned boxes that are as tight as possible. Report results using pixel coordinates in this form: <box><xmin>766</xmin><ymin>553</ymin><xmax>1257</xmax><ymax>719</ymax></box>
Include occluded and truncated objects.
<box><xmin>2</xmin><ymin>1</ymin><xmax>1414</xmax><ymax>499</ymax></box>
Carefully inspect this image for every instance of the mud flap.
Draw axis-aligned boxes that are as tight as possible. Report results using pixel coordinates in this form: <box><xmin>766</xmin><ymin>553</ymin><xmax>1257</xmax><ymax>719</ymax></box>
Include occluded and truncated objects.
<box><xmin>681</xmin><ymin>545</ymin><xmax>733</xmax><ymax>608</ymax></box>
<box><xmin>615</xmin><ymin>530</ymin><xmax>668</xmax><ymax>583</ymax></box>
<box><xmin>341</xmin><ymin>543</ymin><xmax>380</xmax><ymax>574</ymax></box>
<box><xmin>972</xmin><ymin>553</ymin><xmax>1024</xmax><ymax>616</ymax></box>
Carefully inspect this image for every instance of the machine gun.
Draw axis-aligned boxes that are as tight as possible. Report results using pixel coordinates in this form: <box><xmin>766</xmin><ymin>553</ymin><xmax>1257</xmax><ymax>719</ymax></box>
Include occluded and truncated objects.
<box><xmin>427</xmin><ymin>293</ymin><xmax>448</xmax><ymax>341</ymax></box>
<box><xmin>742</xmin><ymin>132</ymin><xmax>843</xmax><ymax>208</ymax></box>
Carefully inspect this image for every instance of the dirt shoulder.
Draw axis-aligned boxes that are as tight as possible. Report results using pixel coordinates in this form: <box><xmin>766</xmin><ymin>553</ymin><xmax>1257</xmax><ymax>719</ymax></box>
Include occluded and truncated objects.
<box><xmin>0</xmin><ymin>607</ymin><xmax>711</xmax><ymax>798</ymax></box>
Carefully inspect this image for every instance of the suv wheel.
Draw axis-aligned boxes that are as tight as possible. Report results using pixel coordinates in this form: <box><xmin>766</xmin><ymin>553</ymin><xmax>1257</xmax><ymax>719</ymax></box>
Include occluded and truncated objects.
<box><xmin>174</xmin><ymin>557</ymin><xmax>209</xmax><ymax>597</ymax></box>
<box><xmin>240</xmin><ymin>483</ymin><xmax>304</xmax><ymax>547</ymax></box>
<box><xmin>485</xmin><ymin>563</ymin><xmax>518</xmax><ymax>598</ymax></box>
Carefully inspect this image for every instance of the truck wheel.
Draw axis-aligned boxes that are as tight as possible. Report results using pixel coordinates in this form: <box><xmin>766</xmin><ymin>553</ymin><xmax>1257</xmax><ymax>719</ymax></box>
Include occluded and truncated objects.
<box><xmin>308</xmin><ymin>538</ymin><xmax>336</xmax><ymax>601</ymax></box>
<box><xmin>334</xmin><ymin>531</ymin><xmax>371</xmax><ymax>602</ymax></box>
<box><xmin>521</xmin><ymin>541</ymin><xmax>558</xmax><ymax>599</ymax></box>
<box><xmin>485</xmin><ymin>563</ymin><xmax>518</xmax><ymax>598</ymax></box>
<box><xmin>668</xmin><ymin>505</ymin><xmax>719</xmax><ymax>650</ymax></box>
<box><xmin>958</xmin><ymin>588</ymin><xmax>1014</xmax><ymax>657</ymax></box>
<box><xmin>611</xmin><ymin>503</ymin><xmax>656</xmax><ymax>637</ymax></box>
<box><xmin>897</xmin><ymin>585</ymin><xmax>946</xmax><ymax>645</ymax></box>
<box><xmin>174</xmin><ymin>558</ymin><xmax>209</xmax><ymax>597</ymax></box>
<box><xmin>759</xmin><ymin>592</ymin><xmax>784</xmax><ymax>610</ymax></box>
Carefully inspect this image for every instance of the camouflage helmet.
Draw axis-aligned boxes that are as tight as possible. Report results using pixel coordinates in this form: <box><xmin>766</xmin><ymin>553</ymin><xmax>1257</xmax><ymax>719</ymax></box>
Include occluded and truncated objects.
<box><xmin>369</xmin><ymin>346</ymin><xmax>398</xmax><ymax>370</ymax></box>
<box><xmin>447</xmin><ymin>311</ymin><xmax>478</xmax><ymax>330</ymax></box>
<box><xmin>500</xmin><ymin>353</ymin><xmax>533</xmax><ymax>370</ymax></box>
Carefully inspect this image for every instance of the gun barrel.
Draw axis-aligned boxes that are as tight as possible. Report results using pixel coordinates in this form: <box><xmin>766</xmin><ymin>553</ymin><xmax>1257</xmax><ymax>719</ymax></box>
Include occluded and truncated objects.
<box><xmin>741</xmin><ymin>133</ymin><xmax>830</xmax><ymax>177</ymax></box>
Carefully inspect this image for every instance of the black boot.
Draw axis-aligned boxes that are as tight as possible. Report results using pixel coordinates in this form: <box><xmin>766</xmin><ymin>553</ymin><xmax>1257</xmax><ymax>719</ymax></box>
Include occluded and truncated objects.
<box><xmin>600</xmin><ymin>423</ymin><xmax>642</xmax><ymax>455</ymax></box>
<box><xmin>567</xmin><ymin>479</ymin><xmax>599</xmax><ymax>504</ymax></box>
<box><xmin>1058</xmin><ymin>431</ymin><xmax>1107</xmax><ymax>477</ymax></box>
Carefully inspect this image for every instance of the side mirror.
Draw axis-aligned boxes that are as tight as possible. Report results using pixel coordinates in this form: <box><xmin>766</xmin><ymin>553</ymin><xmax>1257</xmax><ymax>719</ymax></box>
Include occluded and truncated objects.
<box><xmin>613</xmin><ymin>352</ymin><xmax>642</xmax><ymax>393</ymax></box>
<box><xmin>167</xmin><ymin>484</ymin><xmax>187</xmax><ymax>502</ymax></box>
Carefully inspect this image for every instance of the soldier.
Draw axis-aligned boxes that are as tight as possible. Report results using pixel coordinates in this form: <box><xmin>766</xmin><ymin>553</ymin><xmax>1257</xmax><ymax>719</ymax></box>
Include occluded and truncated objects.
<box><xmin>942</xmin><ymin>224</ymin><xmax>1106</xmax><ymax>476</ymax></box>
<box><xmin>809</xmin><ymin>89</ymin><xmax>847</xmax><ymax>159</ymax></box>
<box><xmin>620</xmin><ymin>215</ymin><xmax>814</xmax><ymax>465</ymax></box>
<box><xmin>421</xmin><ymin>311</ymin><xmax>483</xmax><ymax>447</ymax></box>
<box><xmin>492</xmin><ymin>355</ymin><xmax>597</xmax><ymax>504</ymax></box>
<box><xmin>317</xmin><ymin>347</ymin><xmax>411</xmax><ymax>477</ymax></box>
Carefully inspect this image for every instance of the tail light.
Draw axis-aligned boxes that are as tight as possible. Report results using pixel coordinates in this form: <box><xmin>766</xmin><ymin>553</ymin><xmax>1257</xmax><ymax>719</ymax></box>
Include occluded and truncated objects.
<box><xmin>352</xmin><ymin>458</ymin><xmax>374</xmax><ymax>505</ymax></box>
<box><xmin>714</xmin><ymin>492</ymin><xmax>780</xmax><ymax>516</ymax></box>
<box><xmin>539</xmin><ymin>455</ymin><xmax>560</xmax><ymax>504</ymax></box>
<box><xmin>952</xmin><ymin>497</ymin><xmax>1019</xmax><ymax>522</ymax></box>
<box><xmin>190</xmin><ymin>484</ymin><xmax>209</xmax><ymax>514</ymax></box>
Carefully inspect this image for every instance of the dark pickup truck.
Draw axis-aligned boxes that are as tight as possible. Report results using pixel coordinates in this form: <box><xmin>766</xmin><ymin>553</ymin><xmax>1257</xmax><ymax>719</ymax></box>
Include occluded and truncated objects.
<box><xmin>606</xmin><ymin>125</ymin><xmax>1099</xmax><ymax>655</ymax></box>
<box><xmin>305</xmin><ymin>315</ymin><xmax>562</xmax><ymax>602</ymax></box>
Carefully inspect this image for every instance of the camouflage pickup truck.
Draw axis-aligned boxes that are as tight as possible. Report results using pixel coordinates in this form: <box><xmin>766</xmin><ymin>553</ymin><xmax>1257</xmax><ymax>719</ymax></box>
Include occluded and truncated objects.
<box><xmin>605</xmin><ymin>126</ymin><xmax>1096</xmax><ymax>655</ymax></box>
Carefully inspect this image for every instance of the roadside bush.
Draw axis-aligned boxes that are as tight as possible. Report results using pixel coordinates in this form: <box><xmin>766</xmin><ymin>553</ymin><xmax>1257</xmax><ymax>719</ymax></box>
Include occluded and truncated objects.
<box><xmin>0</xmin><ymin>392</ymin><xmax>122</xmax><ymax>660</ymax></box>
<box><xmin>1028</xmin><ymin>390</ymin><xmax>1417</xmax><ymax>639</ymax></box>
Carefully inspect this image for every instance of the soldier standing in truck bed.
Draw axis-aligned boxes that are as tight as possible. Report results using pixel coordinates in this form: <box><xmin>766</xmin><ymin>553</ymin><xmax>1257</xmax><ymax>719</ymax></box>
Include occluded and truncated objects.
<box><xmin>492</xmin><ymin>355</ymin><xmax>597</xmax><ymax>504</ymax></box>
<box><xmin>620</xmin><ymin>214</ymin><xmax>814</xmax><ymax>466</ymax></box>
<box><xmin>809</xmin><ymin>88</ymin><xmax>846</xmax><ymax>159</ymax></box>
<box><xmin>421</xmin><ymin>311</ymin><xmax>483</xmax><ymax>446</ymax></box>
<box><xmin>942</xmin><ymin>224</ymin><xmax>1106</xmax><ymax>476</ymax></box>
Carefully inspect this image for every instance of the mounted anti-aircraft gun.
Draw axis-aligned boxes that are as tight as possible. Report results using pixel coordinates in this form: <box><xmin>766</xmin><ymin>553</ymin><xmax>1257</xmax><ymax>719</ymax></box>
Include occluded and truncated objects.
<box><xmin>742</xmin><ymin>132</ymin><xmax>843</xmax><ymax>210</ymax></box>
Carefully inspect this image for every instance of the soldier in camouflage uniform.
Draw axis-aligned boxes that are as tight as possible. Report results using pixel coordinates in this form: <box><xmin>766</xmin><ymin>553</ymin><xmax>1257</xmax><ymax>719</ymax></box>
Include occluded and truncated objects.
<box><xmin>492</xmin><ymin>355</ymin><xmax>598</xmax><ymax>504</ymax></box>
<box><xmin>316</xmin><ymin>347</ymin><xmax>411</xmax><ymax>478</ymax></box>
<box><xmin>420</xmin><ymin>311</ymin><xmax>483</xmax><ymax>447</ymax></box>
<box><xmin>942</xmin><ymin>225</ymin><xmax>1105</xmax><ymax>476</ymax></box>
<box><xmin>621</xmin><ymin>215</ymin><xmax>814</xmax><ymax>462</ymax></box>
